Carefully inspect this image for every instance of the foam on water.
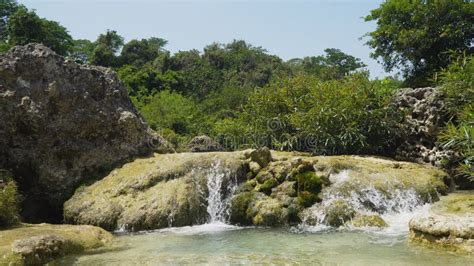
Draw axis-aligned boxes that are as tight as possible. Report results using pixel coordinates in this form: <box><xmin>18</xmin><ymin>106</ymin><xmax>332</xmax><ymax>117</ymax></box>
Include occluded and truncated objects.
<box><xmin>154</xmin><ymin>222</ymin><xmax>243</xmax><ymax>235</ymax></box>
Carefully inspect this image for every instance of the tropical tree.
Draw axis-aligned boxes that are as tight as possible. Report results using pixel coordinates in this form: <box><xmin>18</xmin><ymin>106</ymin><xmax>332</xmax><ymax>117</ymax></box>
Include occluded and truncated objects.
<box><xmin>90</xmin><ymin>29</ymin><xmax>124</xmax><ymax>67</ymax></box>
<box><xmin>365</xmin><ymin>0</ymin><xmax>474</xmax><ymax>86</ymax></box>
<box><xmin>7</xmin><ymin>6</ymin><xmax>73</xmax><ymax>55</ymax></box>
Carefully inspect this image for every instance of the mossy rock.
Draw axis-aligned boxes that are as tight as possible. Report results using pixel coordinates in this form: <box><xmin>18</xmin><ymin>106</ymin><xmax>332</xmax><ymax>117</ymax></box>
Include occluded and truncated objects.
<box><xmin>229</xmin><ymin>191</ymin><xmax>265</xmax><ymax>225</ymax></box>
<box><xmin>350</xmin><ymin>214</ymin><xmax>387</xmax><ymax>228</ymax></box>
<box><xmin>267</xmin><ymin>161</ymin><xmax>293</xmax><ymax>182</ymax></box>
<box><xmin>324</xmin><ymin>199</ymin><xmax>355</xmax><ymax>227</ymax></box>
<box><xmin>259</xmin><ymin>178</ymin><xmax>279</xmax><ymax>195</ymax></box>
<box><xmin>255</xmin><ymin>170</ymin><xmax>273</xmax><ymax>184</ymax></box>
<box><xmin>296</xmin><ymin>191</ymin><xmax>319</xmax><ymax>208</ymax></box>
<box><xmin>0</xmin><ymin>223</ymin><xmax>113</xmax><ymax>264</ymax></box>
<box><xmin>248</xmin><ymin>197</ymin><xmax>288</xmax><ymax>226</ymax></box>
<box><xmin>64</xmin><ymin>152</ymin><xmax>248</xmax><ymax>231</ymax></box>
<box><xmin>296</xmin><ymin>171</ymin><xmax>328</xmax><ymax>194</ymax></box>
<box><xmin>237</xmin><ymin>180</ymin><xmax>257</xmax><ymax>193</ymax></box>
<box><xmin>250</xmin><ymin>147</ymin><xmax>272</xmax><ymax>168</ymax></box>
<box><xmin>0</xmin><ymin>170</ymin><xmax>20</xmax><ymax>228</ymax></box>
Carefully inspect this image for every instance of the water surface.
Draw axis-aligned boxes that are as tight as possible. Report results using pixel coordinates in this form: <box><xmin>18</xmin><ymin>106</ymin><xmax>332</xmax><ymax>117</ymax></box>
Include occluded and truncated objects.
<box><xmin>60</xmin><ymin>224</ymin><xmax>471</xmax><ymax>265</ymax></box>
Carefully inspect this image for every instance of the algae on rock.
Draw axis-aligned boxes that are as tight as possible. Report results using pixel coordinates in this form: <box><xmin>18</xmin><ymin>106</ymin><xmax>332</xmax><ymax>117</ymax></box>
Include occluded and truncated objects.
<box><xmin>64</xmin><ymin>152</ymin><xmax>247</xmax><ymax>231</ymax></box>
<box><xmin>0</xmin><ymin>223</ymin><xmax>113</xmax><ymax>264</ymax></box>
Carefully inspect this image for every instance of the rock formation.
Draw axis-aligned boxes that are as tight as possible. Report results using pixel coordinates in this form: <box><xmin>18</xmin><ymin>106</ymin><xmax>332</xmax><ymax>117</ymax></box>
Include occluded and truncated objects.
<box><xmin>409</xmin><ymin>192</ymin><xmax>473</xmax><ymax>253</ymax></box>
<box><xmin>65</xmin><ymin>149</ymin><xmax>450</xmax><ymax>231</ymax></box>
<box><xmin>64</xmin><ymin>152</ymin><xmax>248</xmax><ymax>231</ymax></box>
<box><xmin>0</xmin><ymin>44</ymin><xmax>173</xmax><ymax>222</ymax></box>
<box><xmin>187</xmin><ymin>135</ymin><xmax>223</xmax><ymax>152</ymax></box>
<box><xmin>392</xmin><ymin>87</ymin><xmax>457</xmax><ymax>168</ymax></box>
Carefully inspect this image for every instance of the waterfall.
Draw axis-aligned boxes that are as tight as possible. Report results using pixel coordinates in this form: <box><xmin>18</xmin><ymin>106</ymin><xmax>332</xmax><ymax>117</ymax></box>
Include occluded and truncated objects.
<box><xmin>301</xmin><ymin>170</ymin><xmax>432</xmax><ymax>235</ymax></box>
<box><xmin>205</xmin><ymin>160</ymin><xmax>237</xmax><ymax>224</ymax></box>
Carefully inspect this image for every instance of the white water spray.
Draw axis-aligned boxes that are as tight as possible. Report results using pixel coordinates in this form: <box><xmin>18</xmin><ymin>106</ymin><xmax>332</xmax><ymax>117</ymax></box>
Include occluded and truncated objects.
<box><xmin>301</xmin><ymin>170</ymin><xmax>434</xmax><ymax>235</ymax></box>
<box><xmin>205</xmin><ymin>160</ymin><xmax>238</xmax><ymax>224</ymax></box>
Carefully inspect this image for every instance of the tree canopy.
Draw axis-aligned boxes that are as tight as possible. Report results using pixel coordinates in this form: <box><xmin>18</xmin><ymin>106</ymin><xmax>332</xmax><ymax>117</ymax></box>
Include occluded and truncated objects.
<box><xmin>6</xmin><ymin>5</ymin><xmax>73</xmax><ymax>56</ymax></box>
<box><xmin>365</xmin><ymin>0</ymin><xmax>474</xmax><ymax>86</ymax></box>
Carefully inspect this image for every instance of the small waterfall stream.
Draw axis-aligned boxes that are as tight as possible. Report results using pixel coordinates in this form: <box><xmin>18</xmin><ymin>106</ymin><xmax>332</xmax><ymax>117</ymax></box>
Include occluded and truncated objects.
<box><xmin>204</xmin><ymin>160</ymin><xmax>237</xmax><ymax>224</ymax></box>
<box><xmin>300</xmin><ymin>170</ymin><xmax>432</xmax><ymax>235</ymax></box>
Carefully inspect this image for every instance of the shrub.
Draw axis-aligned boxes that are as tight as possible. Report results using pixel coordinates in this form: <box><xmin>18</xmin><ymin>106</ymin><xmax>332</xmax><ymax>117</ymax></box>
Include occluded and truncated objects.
<box><xmin>215</xmin><ymin>73</ymin><xmax>403</xmax><ymax>155</ymax></box>
<box><xmin>438</xmin><ymin>55</ymin><xmax>474</xmax><ymax>183</ymax></box>
<box><xmin>0</xmin><ymin>170</ymin><xmax>20</xmax><ymax>228</ymax></box>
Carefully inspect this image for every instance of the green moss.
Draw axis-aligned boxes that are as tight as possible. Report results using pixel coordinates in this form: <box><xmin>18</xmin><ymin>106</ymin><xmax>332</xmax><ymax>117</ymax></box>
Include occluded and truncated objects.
<box><xmin>255</xmin><ymin>170</ymin><xmax>273</xmax><ymax>184</ymax></box>
<box><xmin>246</xmin><ymin>171</ymin><xmax>255</xmax><ymax>180</ymax></box>
<box><xmin>350</xmin><ymin>214</ymin><xmax>387</xmax><ymax>228</ymax></box>
<box><xmin>296</xmin><ymin>171</ymin><xmax>327</xmax><ymax>194</ymax></box>
<box><xmin>259</xmin><ymin>178</ymin><xmax>279</xmax><ymax>195</ymax></box>
<box><xmin>324</xmin><ymin>199</ymin><xmax>355</xmax><ymax>227</ymax></box>
<box><xmin>237</xmin><ymin>180</ymin><xmax>257</xmax><ymax>193</ymax></box>
<box><xmin>230</xmin><ymin>192</ymin><xmax>262</xmax><ymax>225</ymax></box>
<box><xmin>248</xmin><ymin>198</ymin><xmax>288</xmax><ymax>226</ymax></box>
<box><xmin>296</xmin><ymin>191</ymin><xmax>319</xmax><ymax>208</ymax></box>
<box><xmin>0</xmin><ymin>170</ymin><xmax>20</xmax><ymax>228</ymax></box>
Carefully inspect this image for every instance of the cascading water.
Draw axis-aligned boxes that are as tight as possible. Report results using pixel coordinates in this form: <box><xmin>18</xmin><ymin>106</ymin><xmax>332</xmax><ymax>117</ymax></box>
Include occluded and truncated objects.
<box><xmin>204</xmin><ymin>160</ymin><xmax>238</xmax><ymax>224</ymax></box>
<box><xmin>300</xmin><ymin>170</ymin><xmax>433</xmax><ymax>235</ymax></box>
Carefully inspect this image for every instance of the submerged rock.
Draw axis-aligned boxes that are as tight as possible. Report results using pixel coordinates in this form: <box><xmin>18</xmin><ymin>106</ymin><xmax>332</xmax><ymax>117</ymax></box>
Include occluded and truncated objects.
<box><xmin>0</xmin><ymin>44</ymin><xmax>173</xmax><ymax>222</ymax></box>
<box><xmin>0</xmin><ymin>223</ymin><xmax>112</xmax><ymax>264</ymax></box>
<box><xmin>64</xmin><ymin>152</ymin><xmax>247</xmax><ymax>231</ymax></box>
<box><xmin>409</xmin><ymin>192</ymin><xmax>474</xmax><ymax>253</ymax></box>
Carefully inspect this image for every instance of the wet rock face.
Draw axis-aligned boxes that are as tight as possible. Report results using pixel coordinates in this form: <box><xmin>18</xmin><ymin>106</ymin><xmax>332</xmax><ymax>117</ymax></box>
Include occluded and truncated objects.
<box><xmin>187</xmin><ymin>135</ymin><xmax>223</xmax><ymax>152</ymax></box>
<box><xmin>393</xmin><ymin>87</ymin><xmax>457</xmax><ymax>168</ymax></box>
<box><xmin>0</xmin><ymin>44</ymin><xmax>173</xmax><ymax>222</ymax></box>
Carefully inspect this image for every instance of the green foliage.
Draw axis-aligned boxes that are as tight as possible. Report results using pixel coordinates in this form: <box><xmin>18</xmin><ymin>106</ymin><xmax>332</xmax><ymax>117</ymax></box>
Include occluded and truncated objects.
<box><xmin>288</xmin><ymin>48</ymin><xmax>367</xmax><ymax>80</ymax></box>
<box><xmin>438</xmin><ymin>55</ymin><xmax>474</xmax><ymax>180</ymax></box>
<box><xmin>216</xmin><ymin>74</ymin><xmax>403</xmax><ymax>155</ymax></box>
<box><xmin>133</xmin><ymin>90</ymin><xmax>198</xmax><ymax>135</ymax></box>
<box><xmin>0</xmin><ymin>170</ymin><xmax>20</xmax><ymax>228</ymax></box>
<box><xmin>7</xmin><ymin>6</ymin><xmax>73</xmax><ymax>55</ymax></box>
<box><xmin>120</xmin><ymin>37</ymin><xmax>167</xmax><ymax>67</ymax></box>
<box><xmin>90</xmin><ymin>29</ymin><xmax>124</xmax><ymax>67</ymax></box>
<box><xmin>365</xmin><ymin>0</ymin><xmax>474</xmax><ymax>86</ymax></box>
<box><xmin>0</xmin><ymin>0</ymin><xmax>19</xmax><ymax>42</ymax></box>
<box><xmin>70</xmin><ymin>39</ymin><xmax>95</xmax><ymax>64</ymax></box>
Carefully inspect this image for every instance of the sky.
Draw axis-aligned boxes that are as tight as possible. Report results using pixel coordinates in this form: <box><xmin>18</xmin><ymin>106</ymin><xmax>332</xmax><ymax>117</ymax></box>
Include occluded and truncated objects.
<box><xmin>22</xmin><ymin>0</ymin><xmax>388</xmax><ymax>77</ymax></box>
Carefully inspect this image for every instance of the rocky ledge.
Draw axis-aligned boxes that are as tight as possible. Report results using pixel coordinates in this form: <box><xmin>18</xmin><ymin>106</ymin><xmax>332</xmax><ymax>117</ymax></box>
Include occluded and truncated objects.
<box><xmin>0</xmin><ymin>223</ymin><xmax>113</xmax><ymax>264</ymax></box>
<box><xmin>64</xmin><ymin>149</ymin><xmax>450</xmax><ymax>231</ymax></box>
<box><xmin>409</xmin><ymin>192</ymin><xmax>474</xmax><ymax>253</ymax></box>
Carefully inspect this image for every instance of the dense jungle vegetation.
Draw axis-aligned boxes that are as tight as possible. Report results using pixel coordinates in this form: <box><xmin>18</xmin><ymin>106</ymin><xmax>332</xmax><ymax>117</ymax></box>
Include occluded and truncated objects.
<box><xmin>0</xmin><ymin>0</ymin><xmax>472</xmax><ymax>177</ymax></box>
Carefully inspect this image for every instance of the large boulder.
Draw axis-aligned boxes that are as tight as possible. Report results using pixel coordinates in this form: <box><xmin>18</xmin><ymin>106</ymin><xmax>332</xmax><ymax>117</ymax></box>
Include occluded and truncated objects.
<box><xmin>392</xmin><ymin>87</ymin><xmax>457</xmax><ymax>168</ymax></box>
<box><xmin>0</xmin><ymin>44</ymin><xmax>173</xmax><ymax>222</ymax></box>
<box><xmin>64</xmin><ymin>152</ymin><xmax>248</xmax><ymax>231</ymax></box>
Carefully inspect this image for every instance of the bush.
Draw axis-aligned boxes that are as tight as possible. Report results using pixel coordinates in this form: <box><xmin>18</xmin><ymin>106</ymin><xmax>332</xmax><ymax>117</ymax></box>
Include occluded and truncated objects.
<box><xmin>215</xmin><ymin>74</ymin><xmax>403</xmax><ymax>155</ymax></box>
<box><xmin>438</xmin><ymin>55</ymin><xmax>474</xmax><ymax>182</ymax></box>
<box><xmin>0</xmin><ymin>170</ymin><xmax>20</xmax><ymax>228</ymax></box>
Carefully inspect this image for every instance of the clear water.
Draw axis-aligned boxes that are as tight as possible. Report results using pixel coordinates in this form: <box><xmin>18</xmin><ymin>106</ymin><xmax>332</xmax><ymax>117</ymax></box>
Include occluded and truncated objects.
<box><xmin>59</xmin><ymin>164</ymin><xmax>471</xmax><ymax>265</ymax></box>
<box><xmin>59</xmin><ymin>224</ymin><xmax>471</xmax><ymax>265</ymax></box>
